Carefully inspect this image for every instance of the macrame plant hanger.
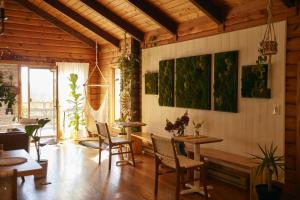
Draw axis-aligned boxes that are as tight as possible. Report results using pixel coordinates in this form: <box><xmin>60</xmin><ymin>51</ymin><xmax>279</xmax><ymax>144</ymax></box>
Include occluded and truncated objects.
<box><xmin>84</xmin><ymin>41</ymin><xmax>109</xmax><ymax>89</ymax></box>
<box><xmin>260</xmin><ymin>0</ymin><xmax>278</xmax><ymax>88</ymax></box>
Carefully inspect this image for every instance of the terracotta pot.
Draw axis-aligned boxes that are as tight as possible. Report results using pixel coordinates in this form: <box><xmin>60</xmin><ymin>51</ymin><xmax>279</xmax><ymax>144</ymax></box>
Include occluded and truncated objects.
<box><xmin>34</xmin><ymin>159</ymin><xmax>48</xmax><ymax>179</ymax></box>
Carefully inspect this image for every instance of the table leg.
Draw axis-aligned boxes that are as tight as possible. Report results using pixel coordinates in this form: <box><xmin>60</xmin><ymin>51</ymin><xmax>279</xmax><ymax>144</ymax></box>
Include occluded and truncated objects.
<box><xmin>180</xmin><ymin>144</ymin><xmax>213</xmax><ymax>198</ymax></box>
<box><xmin>116</xmin><ymin>127</ymin><xmax>142</xmax><ymax>166</ymax></box>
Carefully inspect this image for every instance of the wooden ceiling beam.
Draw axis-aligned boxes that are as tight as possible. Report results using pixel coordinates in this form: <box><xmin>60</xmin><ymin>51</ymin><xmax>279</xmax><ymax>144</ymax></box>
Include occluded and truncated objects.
<box><xmin>43</xmin><ymin>0</ymin><xmax>120</xmax><ymax>48</ymax></box>
<box><xmin>281</xmin><ymin>0</ymin><xmax>296</xmax><ymax>7</ymax></box>
<box><xmin>14</xmin><ymin>0</ymin><xmax>96</xmax><ymax>49</ymax></box>
<box><xmin>127</xmin><ymin>0</ymin><xmax>178</xmax><ymax>36</ymax></box>
<box><xmin>189</xmin><ymin>0</ymin><xmax>224</xmax><ymax>25</ymax></box>
<box><xmin>81</xmin><ymin>0</ymin><xmax>144</xmax><ymax>41</ymax></box>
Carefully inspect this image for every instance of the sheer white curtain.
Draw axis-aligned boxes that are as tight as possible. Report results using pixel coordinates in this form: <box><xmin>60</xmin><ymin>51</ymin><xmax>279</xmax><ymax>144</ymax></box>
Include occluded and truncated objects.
<box><xmin>57</xmin><ymin>62</ymin><xmax>89</xmax><ymax>139</ymax></box>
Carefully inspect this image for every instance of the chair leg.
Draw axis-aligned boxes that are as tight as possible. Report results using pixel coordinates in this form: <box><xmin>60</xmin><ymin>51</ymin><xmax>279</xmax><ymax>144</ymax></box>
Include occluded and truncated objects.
<box><xmin>201</xmin><ymin>165</ymin><xmax>208</xmax><ymax>199</ymax></box>
<box><xmin>118</xmin><ymin>145</ymin><xmax>124</xmax><ymax>160</ymax></box>
<box><xmin>175</xmin><ymin>169</ymin><xmax>181</xmax><ymax>200</ymax></box>
<box><xmin>108</xmin><ymin>147</ymin><xmax>112</xmax><ymax>171</ymax></box>
<box><xmin>180</xmin><ymin>170</ymin><xmax>185</xmax><ymax>190</ymax></box>
<box><xmin>129</xmin><ymin>143</ymin><xmax>135</xmax><ymax>167</ymax></box>
<box><xmin>154</xmin><ymin>160</ymin><xmax>159</xmax><ymax>195</ymax></box>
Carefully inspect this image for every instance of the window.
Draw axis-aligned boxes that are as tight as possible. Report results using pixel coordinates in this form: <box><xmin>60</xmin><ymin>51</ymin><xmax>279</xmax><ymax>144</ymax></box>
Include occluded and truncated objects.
<box><xmin>114</xmin><ymin>68</ymin><xmax>121</xmax><ymax>120</ymax></box>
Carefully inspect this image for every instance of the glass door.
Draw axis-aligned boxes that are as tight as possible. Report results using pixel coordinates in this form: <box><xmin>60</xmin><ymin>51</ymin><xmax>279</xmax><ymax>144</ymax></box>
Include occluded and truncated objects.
<box><xmin>21</xmin><ymin>67</ymin><xmax>57</xmax><ymax>138</ymax></box>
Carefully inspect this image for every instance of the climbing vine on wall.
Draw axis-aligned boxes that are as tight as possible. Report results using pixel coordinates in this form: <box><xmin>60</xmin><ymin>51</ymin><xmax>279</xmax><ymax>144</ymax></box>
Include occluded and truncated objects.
<box><xmin>176</xmin><ymin>55</ymin><xmax>211</xmax><ymax>109</ymax></box>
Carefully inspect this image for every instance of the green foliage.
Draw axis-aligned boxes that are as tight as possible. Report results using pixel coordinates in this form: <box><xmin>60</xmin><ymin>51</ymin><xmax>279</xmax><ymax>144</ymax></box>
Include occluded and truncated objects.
<box><xmin>145</xmin><ymin>72</ymin><xmax>158</xmax><ymax>94</ymax></box>
<box><xmin>159</xmin><ymin>59</ymin><xmax>174</xmax><ymax>107</ymax></box>
<box><xmin>25</xmin><ymin>118</ymin><xmax>50</xmax><ymax>162</ymax></box>
<box><xmin>250</xmin><ymin>143</ymin><xmax>284</xmax><ymax>192</ymax></box>
<box><xmin>242</xmin><ymin>64</ymin><xmax>271</xmax><ymax>98</ymax></box>
<box><xmin>67</xmin><ymin>73</ymin><xmax>84</xmax><ymax>132</ymax></box>
<box><xmin>0</xmin><ymin>76</ymin><xmax>17</xmax><ymax>111</ymax></box>
<box><xmin>176</xmin><ymin>55</ymin><xmax>211</xmax><ymax>109</ymax></box>
<box><xmin>214</xmin><ymin>51</ymin><xmax>238</xmax><ymax>113</ymax></box>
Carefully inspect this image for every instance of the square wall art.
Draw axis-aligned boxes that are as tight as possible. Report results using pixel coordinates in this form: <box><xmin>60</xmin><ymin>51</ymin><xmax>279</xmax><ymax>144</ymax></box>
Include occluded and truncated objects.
<box><xmin>159</xmin><ymin>59</ymin><xmax>174</xmax><ymax>107</ymax></box>
<box><xmin>214</xmin><ymin>51</ymin><xmax>238</xmax><ymax>113</ymax></box>
<box><xmin>242</xmin><ymin>64</ymin><xmax>271</xmax><ymax>98</ymax></box>
<box><xmin>145</xmin><ymin>72</ymin><xmax>158</xmax><ymax>95</ymax></box>
<box><xmin>176</xmin><ymin>55</ymin><xmax>211</xmax><ymax>109</ymax></box>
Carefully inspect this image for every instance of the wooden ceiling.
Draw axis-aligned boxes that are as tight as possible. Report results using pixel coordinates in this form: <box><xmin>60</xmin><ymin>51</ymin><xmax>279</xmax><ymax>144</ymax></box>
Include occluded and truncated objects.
<box><xmin>6</xmin><ymin>0</ymin><xmax>277</xmax><ymax>48</ymax></box>
<box><xmin>0</xmin><ymin>0</ymin><xmax>295</xmax><ymax>63</ymax></box>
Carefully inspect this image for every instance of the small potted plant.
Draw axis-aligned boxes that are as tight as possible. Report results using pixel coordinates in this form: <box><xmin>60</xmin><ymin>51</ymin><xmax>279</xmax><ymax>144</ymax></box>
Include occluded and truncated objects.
<box><xmin>25</xmin><ymin>118</ymin><xmax>50</xmax><ymax>179</ymax></box>
<box><xmin>192</xmin><ymin>120</ymin><xmax>205</xmax><ymax>136</ymax></box>
<box><xmin>250</xmin><ymin>143</ymin><xmax>284</xmax><ymax>200</ymax></box>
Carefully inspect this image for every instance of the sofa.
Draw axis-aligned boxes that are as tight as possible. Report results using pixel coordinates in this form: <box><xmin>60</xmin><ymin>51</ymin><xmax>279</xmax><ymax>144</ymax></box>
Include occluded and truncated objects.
<box><xmin>0</xmin><ymin>129</ymin><xmax>30</xmax><ymax>152</ymax></box>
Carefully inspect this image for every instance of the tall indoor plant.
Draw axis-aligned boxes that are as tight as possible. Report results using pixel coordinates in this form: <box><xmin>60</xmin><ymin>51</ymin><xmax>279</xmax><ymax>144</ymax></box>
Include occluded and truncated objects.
<box><xmin>250</xmin><ymin>143</ymin><xmax>284</xmax><ymax>200</ymax></box>
<box><xmin>67</xmin><ymin>73</ymin><xmax>84</xmax><ymax>139</ymax></box>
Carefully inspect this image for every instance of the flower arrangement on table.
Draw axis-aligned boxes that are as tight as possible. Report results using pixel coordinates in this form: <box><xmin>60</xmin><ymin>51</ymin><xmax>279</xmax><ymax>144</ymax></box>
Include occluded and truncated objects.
<box><xmin>192</xmin><ymin>120</ymin><xmax>205</xmax><ymax>136</ymax></box>
<box><xmin>165</xmin><ymin>111</ymin><xmax>189</xmax><ymax>136</ymax></box>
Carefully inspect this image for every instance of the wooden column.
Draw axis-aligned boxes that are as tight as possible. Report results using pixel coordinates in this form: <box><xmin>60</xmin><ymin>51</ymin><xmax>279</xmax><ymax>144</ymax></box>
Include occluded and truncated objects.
<box><xmin>297</xmin><ymin>63</ymin><xmax>300</xmax><ymax>198</ymax></box>
<box><xmin>130</xmin><ymin>38</ymin><xmax>141</xmax><ymax>124</ymax></box>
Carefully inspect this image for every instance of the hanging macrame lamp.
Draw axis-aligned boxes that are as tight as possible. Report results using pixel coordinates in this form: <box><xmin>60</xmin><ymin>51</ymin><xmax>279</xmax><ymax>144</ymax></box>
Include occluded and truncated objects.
<box><xmin>260</xmin><ymin>0</ymin><xmax>278</xmax><ymax>56</ymax></box>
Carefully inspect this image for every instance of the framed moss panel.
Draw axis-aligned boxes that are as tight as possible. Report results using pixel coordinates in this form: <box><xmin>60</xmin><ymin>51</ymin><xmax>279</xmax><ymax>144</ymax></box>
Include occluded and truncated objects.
<box><xmin>145</xmin><ymin>72</ymin><xmax>158</xmax><ymax>94</ymax></box>
<box><xmin>176</xmin><ymin>55</ymin><xmax>211</xmax><ymax>109</ymax></box>
<box><xmin>214</xmin><ymin>51</ymin><xmax>239</xmax><ymax>113</ymax></box>
<box><xmin>242</xmin><ymin>64</ymin><xmax>271</xmax><ymax>98</ymax></box>
<box><xmin>159</xmin><ymin>59</ymin><xmax>174</xmax><ymax>106</ymax></box>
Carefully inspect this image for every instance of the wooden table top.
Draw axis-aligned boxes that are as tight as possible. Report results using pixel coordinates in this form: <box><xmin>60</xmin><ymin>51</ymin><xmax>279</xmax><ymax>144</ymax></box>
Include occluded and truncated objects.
<box><xmin>116</xmin><ymin>122</ymin><xmax>147</xmax><ymax>128</ymax></box>
<box><xmin>0</xmin><ymin>149</ymin><xmax>42</xmax><ymax>177</ymax></box>
<box><xmin>174</xmin><ymin>135</ymin><xmax>223</xmax><ymax>144</ymax></box>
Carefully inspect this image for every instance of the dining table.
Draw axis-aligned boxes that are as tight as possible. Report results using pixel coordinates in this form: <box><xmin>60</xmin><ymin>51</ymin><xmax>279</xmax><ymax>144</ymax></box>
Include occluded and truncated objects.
<box><xmin>0</xmin><ymin>149</ymin><xmax>42</xmax><ymax>177</ymax></box>
<box><xmin>114</xmin><ymin>121</ymin><xmax>147</xmax><ymax>165</ymax></box>
<box><xmin>174</xmin><ymin>134</ymin><xmax>223</xmax><ymax>197</ymax></box>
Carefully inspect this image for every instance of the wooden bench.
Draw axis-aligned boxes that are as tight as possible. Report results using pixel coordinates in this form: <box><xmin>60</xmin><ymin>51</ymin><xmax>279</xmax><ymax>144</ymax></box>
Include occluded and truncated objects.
<box><xmin>130</xmin><ymin>132</ymin><xmax>153</xmax><ymax>154</ymax></box>
<box><xmin>197</xmin><ymin>148</ymin><xmax>263</xmax><ymax>200</ymax></box>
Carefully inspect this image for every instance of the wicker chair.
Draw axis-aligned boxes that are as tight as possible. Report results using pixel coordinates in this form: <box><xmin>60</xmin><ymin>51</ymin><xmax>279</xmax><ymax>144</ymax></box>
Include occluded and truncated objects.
<box><xmin>95</xmin><ymin>122</ymin><xmax>135</xmax><ymax>170</ymax></box>
<box><xmin>151</xmin><ymin>134</ymin><xmax>208</xmax><ymax>200</ymax></box>
<box><xmin>0</xmin><ymin>169</ymin><xmax>17</xmax><ymax>200</ymax></box>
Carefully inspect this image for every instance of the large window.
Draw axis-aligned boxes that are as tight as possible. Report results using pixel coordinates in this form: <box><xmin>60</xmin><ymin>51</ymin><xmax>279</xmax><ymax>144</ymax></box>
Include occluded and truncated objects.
<box><xmin>114</xmin><ymin>68</ymin><xmax>121</xmax><ymax>120</ymax></box>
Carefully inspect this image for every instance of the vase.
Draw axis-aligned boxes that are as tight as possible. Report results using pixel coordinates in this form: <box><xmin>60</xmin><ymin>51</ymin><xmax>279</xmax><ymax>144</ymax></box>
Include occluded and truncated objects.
<box><xmin>175</xmin><ymin>141</ymin><xmax>187</xmax><ymax>156</ymax></box>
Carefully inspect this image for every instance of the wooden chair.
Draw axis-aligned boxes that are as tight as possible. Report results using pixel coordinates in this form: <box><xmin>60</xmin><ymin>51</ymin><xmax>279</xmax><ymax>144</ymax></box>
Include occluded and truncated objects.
<box><xmin>95</xmin><ymin>122</ymin><xmax>135</xmax><ymax>170</ymax></box>
<box><xmin>151</xmin><ymin>134</ymin><xmax>208</xmax><ymax>200</ymax></box>
<box><xmin>0</xmin><ymin>169</ymin><xmax>17</xmax><ymax>200</ymax></box>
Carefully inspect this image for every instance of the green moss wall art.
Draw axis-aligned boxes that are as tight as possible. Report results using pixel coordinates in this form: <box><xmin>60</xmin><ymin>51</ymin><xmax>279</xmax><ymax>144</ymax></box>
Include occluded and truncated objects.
<box><xmin>214</xmin><ymin>51</ymin><xmax>238</xmax><ymax>113</ymax></box>
<box><xmin>159</xmin><ymin>59</ymin><xmax>174</xmax><ymax>107</ymax></box>
<box><xmin>176</xmin><ymin>55</ymin><xmax>211</xmax><ymax>109</ymax></box>
<box><xmin>145</xmin><ymin>72</ymin><xmax>158</xmax><ymax>94</ymax></box>
<box><xmin>241</xmin><ymin>64</ymin><xmax>271</xmax><ymax>98</ymax></box>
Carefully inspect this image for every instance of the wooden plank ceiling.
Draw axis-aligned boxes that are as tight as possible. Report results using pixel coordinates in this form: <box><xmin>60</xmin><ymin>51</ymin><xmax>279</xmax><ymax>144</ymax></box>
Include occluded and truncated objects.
<box><xmin>0</xmin><ymin>0</ymin><xmax>294</xmax><ymax>63</ymax></box>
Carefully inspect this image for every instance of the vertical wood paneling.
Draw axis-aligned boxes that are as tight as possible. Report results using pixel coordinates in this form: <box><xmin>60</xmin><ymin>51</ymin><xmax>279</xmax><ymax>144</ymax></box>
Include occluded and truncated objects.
<box><xmin>142</xmin><ymin>21</ymin><xmax>286</xmax><ymax>167</ymax></box>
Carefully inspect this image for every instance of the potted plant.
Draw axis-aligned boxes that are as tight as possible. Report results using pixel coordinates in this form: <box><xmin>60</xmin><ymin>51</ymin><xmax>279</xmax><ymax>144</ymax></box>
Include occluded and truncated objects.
<box><xmin>165</xmin><ymin>111</ymin><xmax>189</xmax><ymax>155</ymax></box>
<box><xmin>250</xmin><ymin>143</ymin><xmax>284</xmax><ymax>200</ymax></box>
<box><xmin>67</xmin><ymin>73</ymin><xmax>84</xmax><ymax>140</ymax></box>
<box><xmin>25</xmin><ymin>118</ymin><xmax>50</xmax><ymax>179</ymax></box>
<box><xmin>192</xmin><ymin>120</ymin><xmax>205</xmax><ymax>136</ymax></box>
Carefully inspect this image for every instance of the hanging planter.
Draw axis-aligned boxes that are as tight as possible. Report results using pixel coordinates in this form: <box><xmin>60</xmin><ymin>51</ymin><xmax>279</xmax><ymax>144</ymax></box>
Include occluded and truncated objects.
<box><xmin>260</xmin><ymin>0</ymin><xmax>278</xmax><ymax>57</ymax></box>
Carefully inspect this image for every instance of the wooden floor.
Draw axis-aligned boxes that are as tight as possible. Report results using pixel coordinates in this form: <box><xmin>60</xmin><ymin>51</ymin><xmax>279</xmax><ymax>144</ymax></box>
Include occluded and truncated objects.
<box><xmin>18</xmin><ymin>142</ymin><xmax>248</xmax><ymax>200</ymax></box>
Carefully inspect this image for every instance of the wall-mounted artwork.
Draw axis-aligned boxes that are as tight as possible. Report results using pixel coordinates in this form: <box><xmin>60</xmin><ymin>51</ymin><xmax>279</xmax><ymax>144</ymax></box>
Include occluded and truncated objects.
<box><xmin>176</xmin><ymin>55</ymin><xmax>211</xmax><ymax>109</ymax></box>
<box><xmin>214</xmin><ymin>51</ymin><xmax>238</xmax><ymax>113</ymax></box>
<box><xmin>145</xmin><ymin>72</ymin><xmax>158</xmax><ymax>95</ymax></box>
<box><xmin>242</xmin><ymin>64</ymin><xmax>271</xmax><ymax>98</ymax></box>
<box><xmin>159</xmin><ymin>59</ymin><xmax>174</xmax><ymax>107</ymax></box>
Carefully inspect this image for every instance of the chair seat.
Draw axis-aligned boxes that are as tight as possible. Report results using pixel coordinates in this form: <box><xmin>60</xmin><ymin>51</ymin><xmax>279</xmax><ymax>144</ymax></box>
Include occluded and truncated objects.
<box><xmin>162</xmin><ymin>155</ymin><xmax>203</xmax><ymax>169</ymax></box>
<box><xmin>104</xmin><ymin>137</ymin><xmax>132</xmax><ymax>145</ymax></box>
